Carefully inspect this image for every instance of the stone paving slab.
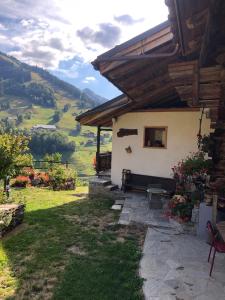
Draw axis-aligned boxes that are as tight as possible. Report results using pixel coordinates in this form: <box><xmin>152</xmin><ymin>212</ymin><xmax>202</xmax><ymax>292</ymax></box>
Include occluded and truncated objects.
<box><xmin>111</xmin><ymin>204</ymin><xmax>122</xmax><ymax>210</ymax></box>
<box><xmin>118</xmin><ymin>192</ymin><xmax>225</xmax><ymax>299</ymax></box>
<box><xmin>115</xmin><ymin>199</ymin><xmax>125</xmax><ymax>205</ymax></box>
<box><xmin>140</xmin><ymin>228</ymin><xmax>225</xmax><ymax>300</ymax></box>
<box><xmin>118</xmin><ymin>193</ymin><xmax>177</xmax><ymax>231</ymax></box>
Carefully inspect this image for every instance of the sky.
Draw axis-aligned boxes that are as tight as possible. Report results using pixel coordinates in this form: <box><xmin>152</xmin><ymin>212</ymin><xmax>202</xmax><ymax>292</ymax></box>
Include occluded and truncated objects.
<box><xmin>0</xmin><ymin>0</ymin><xmax>168</xmax><ymax>99</ymax></box>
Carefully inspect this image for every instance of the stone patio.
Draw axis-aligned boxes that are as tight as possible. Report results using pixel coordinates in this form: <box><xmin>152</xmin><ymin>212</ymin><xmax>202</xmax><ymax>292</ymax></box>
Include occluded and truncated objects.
<box><xmin>118</xmin><ymin>193</ymin><xmax>180</xmax><ymax>232</ymax></box>
<box><xmin>118</xmin><ymin>193</ymin><xmax>225</xmax><ymax>300</ymax></box>
<box><xmin>140</xmin><ymin>229</ymin><xmax>225</xmax><ymax>300</ymax></box>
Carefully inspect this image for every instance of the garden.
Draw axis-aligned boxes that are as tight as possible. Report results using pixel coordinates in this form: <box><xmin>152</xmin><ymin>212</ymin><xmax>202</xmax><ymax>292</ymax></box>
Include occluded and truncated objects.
<box><xmin>0</xmin><ymin>133</ymin><xmax>146</xmax><ymax>299</ymax></box>
<box><xmin>0</xmin><ymin>187</ymin><xmax>145</xmax><ymax>299</ymax></box>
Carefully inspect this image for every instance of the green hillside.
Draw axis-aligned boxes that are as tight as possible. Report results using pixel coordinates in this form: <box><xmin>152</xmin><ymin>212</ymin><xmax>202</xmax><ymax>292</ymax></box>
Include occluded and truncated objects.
<box><xmin>0</xmin><ymin>52</ymin><xmax>111</xmax><ymax>176</ymax></box>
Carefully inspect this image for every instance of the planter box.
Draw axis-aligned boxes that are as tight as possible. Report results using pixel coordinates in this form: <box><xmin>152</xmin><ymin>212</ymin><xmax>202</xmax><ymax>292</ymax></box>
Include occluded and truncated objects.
<box><xmin>197</xmin><ymin>202</ymin><xmax>212</xmax><ymax>240</ymax></box>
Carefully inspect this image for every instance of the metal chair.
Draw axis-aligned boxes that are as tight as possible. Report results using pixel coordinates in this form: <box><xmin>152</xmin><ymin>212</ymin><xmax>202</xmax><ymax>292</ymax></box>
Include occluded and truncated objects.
<box><xmin>207</xmin><ymin>220</ymin><xmax>225</xmax><ymax>276</ymax></box>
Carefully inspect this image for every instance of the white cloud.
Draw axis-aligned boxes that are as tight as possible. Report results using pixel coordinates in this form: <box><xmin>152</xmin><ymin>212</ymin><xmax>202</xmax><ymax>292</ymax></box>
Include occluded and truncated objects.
<box><xmin>0</xmin><ymin>0</ymin><xmax>168</xmax><ymax>68</ymax></box>
<box><xmin>0</xmin><ymin>23</ymin><xmax>7</xmax><ymax>30</ymax></box>
<box><xmin>85</xmin><ymin>76</ymin><xmax>96</xmax><ymax>81</ymax></box>
<box><xmin>82</xmin><ymin>76</ymin><xmax>96</xmax><ymax>84</ymax></box>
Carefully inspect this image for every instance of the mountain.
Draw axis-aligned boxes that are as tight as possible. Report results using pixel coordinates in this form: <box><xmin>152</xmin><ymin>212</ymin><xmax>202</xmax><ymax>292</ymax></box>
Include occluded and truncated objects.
<box><xmin>0</xmin><ymin>51</ymin><xmax>112</xmax><ymax>176</ymax></box>
<box><xmin>83</xmin><ymin>88</ymin><xmax>108</xmax><ymax>104</ymax></box>
<box><xmin>0</xmin><ymin>51</ymin><xmax>102</xmax><ymax>109</ymax></box>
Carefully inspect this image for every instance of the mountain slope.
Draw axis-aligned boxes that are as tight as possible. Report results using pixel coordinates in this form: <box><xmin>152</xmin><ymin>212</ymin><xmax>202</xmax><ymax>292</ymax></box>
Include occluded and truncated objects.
<box><xmin>0</xmin><ymin>51</ymin><xmax>111</xmax><ymax>176</ymax></box>
<box><xmin>83</xmin><ymin>88</ymin><xmax>107</xmax><ymax>104</ymax></box>
<box><xmin>0</xmin><ymin>51</ymin><xmax>104</xmax><ymax>110</ymax></box>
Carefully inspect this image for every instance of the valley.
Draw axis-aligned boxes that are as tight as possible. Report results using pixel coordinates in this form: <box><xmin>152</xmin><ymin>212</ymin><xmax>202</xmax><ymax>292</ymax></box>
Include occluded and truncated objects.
<box><xmin>0</xmin><ymin>52</ymin><xmax>111</xmax><ymax>176</ymax></box>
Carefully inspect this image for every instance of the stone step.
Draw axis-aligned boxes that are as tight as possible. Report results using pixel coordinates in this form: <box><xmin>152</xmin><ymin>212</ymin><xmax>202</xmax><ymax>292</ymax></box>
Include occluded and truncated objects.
<box><xmin>105</xmin><ymin>184</ymin><xmax>118</xmax><ymax>191</ymax></box>
<box><xmin>115</xmin><ymin>199</ymin><xmax>125</xmax><ymax>205</ymax></box>
<box><xmin>98</xmin><ymin>174</ymin><xmax>111</xmax><ymax>179</ymax></box>
<box><xmin>111</xmin><ymin>204</ymin><xmax>122</xmax><ymax>210</ymax></box>
<box><xmin>89</xmin><ymin>178</ymin><xmax>111</xmax><ymax>186</ymax></box>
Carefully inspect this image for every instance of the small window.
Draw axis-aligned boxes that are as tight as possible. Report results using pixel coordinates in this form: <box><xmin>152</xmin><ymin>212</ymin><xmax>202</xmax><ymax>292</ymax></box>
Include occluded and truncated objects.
<box><xmin>144</xmin><ymin>127</ymin><xmax>167</xmax><ymax>148</ymax></box>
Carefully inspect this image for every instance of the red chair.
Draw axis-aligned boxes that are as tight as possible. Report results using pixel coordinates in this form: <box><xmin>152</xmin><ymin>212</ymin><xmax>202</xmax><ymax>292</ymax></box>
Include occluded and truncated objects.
<box><xmin>207</xmin><ymin>220</ymin><xmax>225</xmax><ymax>276</ymax></box>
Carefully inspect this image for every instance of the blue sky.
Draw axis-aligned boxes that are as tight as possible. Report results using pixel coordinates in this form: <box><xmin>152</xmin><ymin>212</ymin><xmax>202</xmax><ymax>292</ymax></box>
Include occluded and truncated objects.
<box><xmin>0</xmin><ymin>0</ymin><xmax>168</xmax><ymax>99</ymax></box>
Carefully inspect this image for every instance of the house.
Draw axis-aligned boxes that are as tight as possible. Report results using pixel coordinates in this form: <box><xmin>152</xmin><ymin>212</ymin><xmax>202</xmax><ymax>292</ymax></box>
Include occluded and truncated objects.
<box><xmin>77</xmin><ymin>1</ymin><xmax>225</xmax><ymax>195</ymax></box>
<box><xmin>31</xmin><ymin>124</ymin><xmax>57</xmax><ymax>131</ymax></box>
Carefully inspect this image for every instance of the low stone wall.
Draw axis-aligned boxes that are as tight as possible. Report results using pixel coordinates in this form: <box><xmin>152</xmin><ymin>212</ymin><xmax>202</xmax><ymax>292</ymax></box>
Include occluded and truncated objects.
<box><xmin>0</xmin><ymin>204</ymin><xmax>25</xmax><ymax>238</ymax></box>
<box><xmin>89</xmin><ymin>178</ymin><xmax>109</xmax><ymax>196</ymax></box>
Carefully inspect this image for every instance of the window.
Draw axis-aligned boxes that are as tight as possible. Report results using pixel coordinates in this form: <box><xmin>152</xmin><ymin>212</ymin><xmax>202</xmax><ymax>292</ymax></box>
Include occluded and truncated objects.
<box><xmin>144</xmin><ymin>127</ymin><xmax>167</xmax><ymax>148</ymax></box>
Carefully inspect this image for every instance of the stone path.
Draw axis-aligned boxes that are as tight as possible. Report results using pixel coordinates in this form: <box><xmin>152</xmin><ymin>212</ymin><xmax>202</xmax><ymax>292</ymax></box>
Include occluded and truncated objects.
<box><xmin>118</xmin><ymin>193</ymin><xmax>179</xmax><ymax>232</ymax></box>
<box><xmin>140</xmin><ymin>228</ymin><xmax>225</xmax><ymax>300</ymax></box>
<box><xmin>118</xmin><ymin>193</ymin><xmax>225</xmax><ymax>299</ymax></box>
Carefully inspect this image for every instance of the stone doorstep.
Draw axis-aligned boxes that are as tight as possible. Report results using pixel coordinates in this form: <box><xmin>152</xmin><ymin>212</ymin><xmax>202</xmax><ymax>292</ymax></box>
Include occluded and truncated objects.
<box><xmin>118</xmin><ymin>212</ymin><xmax>130</xmax><ymax>225</ymax></box>
<box><xmin>105</xmin><ymin>184</ymin><xmax>118</xmax><ymax>191</ymax></box>
<box><xmin>89</xmin><ymin>178</ymin><xmax>111</xmax><ymax>186</ymax></box>
<box><xmin>115</xmin><ymin>199</ymin><xmax>125</xmax><ymax>205</ymax></box>
<box><xmin>111</xmin><ymin>204</ymin><xmax>122</xmax><ymax>210</ymax></box>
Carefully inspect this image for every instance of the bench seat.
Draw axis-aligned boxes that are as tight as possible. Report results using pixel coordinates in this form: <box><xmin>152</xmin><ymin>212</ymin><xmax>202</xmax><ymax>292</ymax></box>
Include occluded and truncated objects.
<box><xmin>122</xmin><ymin>169</ymin><xmax>176</xmax><ymax>195</ymax></box>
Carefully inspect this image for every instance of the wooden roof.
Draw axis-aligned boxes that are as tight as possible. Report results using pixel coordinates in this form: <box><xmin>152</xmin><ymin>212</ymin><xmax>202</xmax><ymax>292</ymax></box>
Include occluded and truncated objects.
<box><xmin>76</xmin><ymin>94</ymin><xmax>130</xmax><ymax>127</ymax></box>
<box><xmin>77</xmin><ymin>0</ymin><xmax>225</xmax><ymax>127</ymax></box>
<box><xmin>77</xmin><ymin>21</ymin><xmax>183</xmax><ymax>126</ymax></box>
<box><xmin>166</xmin><ymin>0</ymin><xmax>225</xmax><ymax>66</ymax></box>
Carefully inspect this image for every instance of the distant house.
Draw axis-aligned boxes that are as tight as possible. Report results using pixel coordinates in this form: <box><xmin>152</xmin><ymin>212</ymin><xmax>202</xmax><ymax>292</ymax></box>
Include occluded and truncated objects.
<box><xmin>31</xmin><ymin>124</ymin><xmax>57</xmax><ymax>131</ymax></box>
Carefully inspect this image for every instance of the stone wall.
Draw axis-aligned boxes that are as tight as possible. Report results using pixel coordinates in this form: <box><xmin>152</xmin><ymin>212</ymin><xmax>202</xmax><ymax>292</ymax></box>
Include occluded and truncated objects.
<box><xmin>0</xmin><ymin>204</ymin><xmax>25</xmax><ymax>237</ymax></box>
<box><xmin>89</xmin><ymin>178</ymin><xmax>110</xmax><ymax>197</ymax></box>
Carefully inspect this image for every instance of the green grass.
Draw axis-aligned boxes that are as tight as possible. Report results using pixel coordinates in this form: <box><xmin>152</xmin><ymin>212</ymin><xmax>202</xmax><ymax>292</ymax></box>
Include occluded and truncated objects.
<box><xmin>0</xmin><ymin>187</ymin><xmax>145</xmax><ymax>300</ymax></box>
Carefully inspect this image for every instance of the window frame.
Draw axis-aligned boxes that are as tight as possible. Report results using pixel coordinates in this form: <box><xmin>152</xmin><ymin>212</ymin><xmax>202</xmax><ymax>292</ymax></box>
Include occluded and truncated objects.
<box><xmin>143</xmin><ymin>126</ymin><xmax>168</xmax><ymax>149</ymax></box>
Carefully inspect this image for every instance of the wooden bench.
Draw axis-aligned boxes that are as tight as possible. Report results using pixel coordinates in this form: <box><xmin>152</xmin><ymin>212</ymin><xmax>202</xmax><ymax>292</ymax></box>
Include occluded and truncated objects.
<box><xmin>121</xmin><ymin>169</ymin><xmax>176</xmax><ymax>196</ymax></box>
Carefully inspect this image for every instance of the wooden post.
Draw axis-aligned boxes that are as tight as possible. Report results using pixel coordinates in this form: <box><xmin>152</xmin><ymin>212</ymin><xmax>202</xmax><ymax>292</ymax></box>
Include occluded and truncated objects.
<box><xmin>96</xmin><ymin>126</ymin><xmax>101</xmax><ymax>175</ymax></box>
<box><xmin>192</xmin><ymin>61</ymin><xmax>199</xmax><ymax>106</ymax></box>
<box><xmin>212</xmin><ymin>193</ymin><xmax>218</xmax><ymax>225</ymax></box>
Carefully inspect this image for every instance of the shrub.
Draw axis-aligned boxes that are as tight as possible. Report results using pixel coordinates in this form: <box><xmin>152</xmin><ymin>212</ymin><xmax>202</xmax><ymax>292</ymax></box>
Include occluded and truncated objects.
<box><xmin>21</xmin><ymin>167</ymin><xmax>35</xmax><ymax>179</ymax></box>
<box><xmin>13</xmin><ymin>176</ymin><xmax>30</xmax><ymax>188</ymax></box>
<box><xmin>49</xmin><ymin>166</ymin><xmax>76</xmax><ymax>191</ymax></box>
<box><xmin>169</xmin><ymin>195</ymin><xmax>192</xmax><ymax>221</ymax></box>
<box><xmin>36</xmin><ymin>172</ymin><xmax>50</xmax><ymax>186</ymax></box>
<box><xmin>172</xmin><ymin>151</ymin><xmax>212</xmax><ymax>182</ymax></box>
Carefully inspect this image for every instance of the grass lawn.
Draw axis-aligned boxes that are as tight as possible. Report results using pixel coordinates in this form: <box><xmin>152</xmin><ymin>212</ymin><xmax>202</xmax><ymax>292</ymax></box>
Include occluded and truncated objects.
<box><xmin>0</xmin><ymin>187</ymin><xmax>146</xmax><ymax>300</ymax></box>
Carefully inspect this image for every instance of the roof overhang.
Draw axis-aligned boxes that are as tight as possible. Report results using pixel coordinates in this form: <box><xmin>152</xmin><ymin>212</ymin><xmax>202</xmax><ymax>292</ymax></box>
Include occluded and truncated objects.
<box><xmin>77</xmin><ymin>1</ymin><xmax>225</xmax><ymax>128</ymax></box>
<box><xmin>166</xmin><ymin>0</ymin><xmax>225</xmax><ymax>66</ymax></box>
<box><xmin>76</xmin><ymin>94</ymin><xmax>130</xmax><ymax>127</ymax></box>
<box><xmin>77</xmin><ymin>21</ymin><xmax>185</xmax><ymax>126</ymax></box>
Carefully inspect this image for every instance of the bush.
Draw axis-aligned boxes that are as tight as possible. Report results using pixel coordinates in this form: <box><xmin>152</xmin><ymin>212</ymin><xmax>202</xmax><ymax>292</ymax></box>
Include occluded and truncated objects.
<box><xmin>35</xmin><ymin>172</ymin><xmax>50</xmax><ymax>186</ymax></box>
<box><xmin>12</xmin><ymin>176</ymin><xmax>30</xmax><ymax>188</ymax></box>
<box><xmin>49</xmin><ymin>166</ymin><xmax>76</xmax><ymax>191</ymax></box>
<box><xmin>21</xmin><ymin>167</ymin><xmax>35</xmax><ymax>179</ymax></box>
<box><xmin>172</xmin><ymin>151</ymin><xmax>212</xmax><ymax>180</ymax></box>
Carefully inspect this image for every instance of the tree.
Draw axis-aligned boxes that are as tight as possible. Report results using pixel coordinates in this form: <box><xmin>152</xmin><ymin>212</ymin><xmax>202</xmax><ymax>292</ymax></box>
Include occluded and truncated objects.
<box><xmin>63</xmin><ymin>103</ymin><xmax>71</xmax><ymax>112</ymax></box>
<box><xmin>75</xmin><ymin>123</ymin><xmax>81</xmax><ymax>134</ymax></box>
<box><xmin>52</xmin><ymin>110</ymin><xmax>62</xmax><ymax>123</ymax></box>
<box><xmin>29</xmin><ymin>131</ymin><xmax>76</xmax><ymax>155</ymax></box>
<box><xmin>0</xmin><ymin>133</ymin><xmax>33</xmax><ymax>181</ymax></box>
<box><xmin>16</xmin><ymin>114</ymin><xmax>24</xmax><ymax>125</ymax></box>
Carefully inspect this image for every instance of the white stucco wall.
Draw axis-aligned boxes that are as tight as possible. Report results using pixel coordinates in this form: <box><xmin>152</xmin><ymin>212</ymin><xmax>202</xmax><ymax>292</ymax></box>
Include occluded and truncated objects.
<box><xmin>111</xmin><ymin>110</ymin><xmax>211</xmax><ymax>186</ymax></box>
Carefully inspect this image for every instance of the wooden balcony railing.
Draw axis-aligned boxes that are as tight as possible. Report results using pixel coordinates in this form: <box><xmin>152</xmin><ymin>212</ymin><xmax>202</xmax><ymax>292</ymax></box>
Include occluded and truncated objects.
<box><xmin>96</xmin><ymin>152</ymin><xmax>111</xmax><ymax>172</ymax></box>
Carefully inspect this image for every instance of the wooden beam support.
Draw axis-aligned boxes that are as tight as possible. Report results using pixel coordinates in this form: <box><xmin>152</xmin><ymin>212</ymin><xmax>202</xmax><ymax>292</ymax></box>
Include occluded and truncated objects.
<box><xmin>192</xmin><ymin>60</ymin><xmax>199</xmax><ymax>106</ymax></box>
<box><xmin>96</xmin><ymin>126</ymin><xmax>101</xmax><ymax>175</ymax></box>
